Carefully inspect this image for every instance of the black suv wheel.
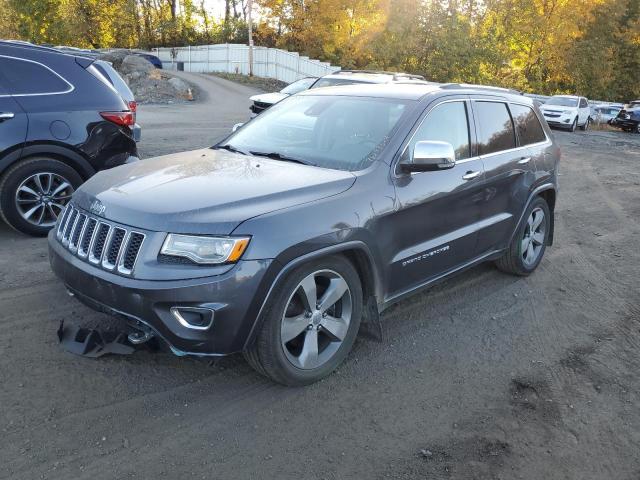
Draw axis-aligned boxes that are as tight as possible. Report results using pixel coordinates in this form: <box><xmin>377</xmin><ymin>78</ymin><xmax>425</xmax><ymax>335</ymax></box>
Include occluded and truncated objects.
<box><xmin>495</xmin><ymin>196</ymin><xmax>550</xmax><ymax>276</ymax></box>
<box><xmin>245</xmin><ymin>255</ymin><xmax>363</xmax><ymax>386</ymax></box>
<box><xmin>0</xmin><ymin>157</ymin><xmax>81</xmax><ymax>236</ymax></box>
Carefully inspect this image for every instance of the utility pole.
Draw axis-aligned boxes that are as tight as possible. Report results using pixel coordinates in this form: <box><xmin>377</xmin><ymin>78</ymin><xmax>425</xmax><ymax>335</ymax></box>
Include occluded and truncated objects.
<box><xmin>248</xmin><ymin>0</ymin><xmax>254</xmax><ymax>76</ymax></box>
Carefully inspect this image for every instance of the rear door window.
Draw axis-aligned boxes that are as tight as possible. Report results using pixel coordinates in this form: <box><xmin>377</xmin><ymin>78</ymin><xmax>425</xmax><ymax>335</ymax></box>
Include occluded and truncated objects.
<box><xmin>509</xmin><ymin>104</ymin><xmax>547</xmax><ymax>146</ymax></box>
<box><xmin>0</xmin><ymin>56</ymin><xmax>72</xmax><ymax>95</ymax></box>
<box><xmin>474</xmin><ymin>102</ymin><xmax>516</xmax><ymax>155</ymax></box>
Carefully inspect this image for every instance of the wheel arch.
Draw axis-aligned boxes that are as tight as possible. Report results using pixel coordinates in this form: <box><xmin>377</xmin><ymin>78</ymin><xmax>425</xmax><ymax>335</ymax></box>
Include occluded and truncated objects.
<box><xmin>0</xmin><ymin>143</ymin><xmax>95</xmax><ymax>181</ymax></box>
<box><xmin>509</xmin><ymin>184</ymin><xmax>557</xmax><ymax>247</ymax></box>
<box><xmin>243</xmin><ymin>241</ymin><xmax>383</xmax><ymax>351</ymax></box>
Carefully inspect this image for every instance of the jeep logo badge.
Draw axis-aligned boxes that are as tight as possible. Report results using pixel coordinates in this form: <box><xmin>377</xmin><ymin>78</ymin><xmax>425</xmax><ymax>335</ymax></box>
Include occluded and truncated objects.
<box><xmin>89</xmin><ymin>200</ymin><xmax>106</xmax><ymax>216</ymax></box>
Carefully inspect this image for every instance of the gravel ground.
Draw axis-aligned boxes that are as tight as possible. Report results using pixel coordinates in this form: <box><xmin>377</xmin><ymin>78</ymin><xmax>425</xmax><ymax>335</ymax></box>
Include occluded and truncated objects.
<box><xmin>135</xmin><ymin>71</ymin><xmax>259</xmax><ymax>158</ymax></box>
<box><xmin>1</xmin><ymin>80</ymin><xmax>639</xmax><ymax>479</ymax></box>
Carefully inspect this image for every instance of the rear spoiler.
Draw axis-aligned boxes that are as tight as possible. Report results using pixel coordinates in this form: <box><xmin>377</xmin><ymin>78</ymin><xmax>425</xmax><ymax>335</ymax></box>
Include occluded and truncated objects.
<box><xmin>74</xmin><ymin>55</ymin><xmax>95</xmax><ymax>68</ymax></box>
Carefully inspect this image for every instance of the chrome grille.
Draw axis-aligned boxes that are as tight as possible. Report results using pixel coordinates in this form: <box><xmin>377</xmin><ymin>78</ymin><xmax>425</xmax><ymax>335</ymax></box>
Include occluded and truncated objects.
<box><xmin>55</xmin><ymin>204</ymin><xmax>145</xmax><ymax>276</ymax></box>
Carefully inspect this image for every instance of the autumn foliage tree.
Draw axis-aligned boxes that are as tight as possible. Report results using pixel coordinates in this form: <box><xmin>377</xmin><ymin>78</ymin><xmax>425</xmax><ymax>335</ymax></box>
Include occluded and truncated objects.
<box><xmin>0</xmin><ymin>0</ymin><xmax>638</xmax><ymax>100</ymax></box>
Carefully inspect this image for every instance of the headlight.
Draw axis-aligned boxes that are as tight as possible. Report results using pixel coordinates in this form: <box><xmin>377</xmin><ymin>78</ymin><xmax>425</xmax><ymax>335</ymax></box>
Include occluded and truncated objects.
<box><xmin>161</xmin><ymin>234</ymin><xmax>250</xmax><ymax>264</ymax></box>
<box><xmin>562</xmin><ymin>110</ymin><xmax>573</xmax><ymax>114</ymax></box>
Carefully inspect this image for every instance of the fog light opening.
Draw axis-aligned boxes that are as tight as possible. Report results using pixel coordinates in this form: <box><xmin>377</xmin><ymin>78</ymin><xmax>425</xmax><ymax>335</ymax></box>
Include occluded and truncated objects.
<box><xmin>171</xmin><ymin>307</ymin><xmax>214</xmax><ymax>330</ymax></box>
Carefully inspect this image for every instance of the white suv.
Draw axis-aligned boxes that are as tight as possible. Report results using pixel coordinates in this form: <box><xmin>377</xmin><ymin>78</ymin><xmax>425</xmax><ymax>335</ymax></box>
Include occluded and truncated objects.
<box><xmin>540</xmin><ymin>95</ymin><xmax>591</xmax><ymax>131</ymax></box>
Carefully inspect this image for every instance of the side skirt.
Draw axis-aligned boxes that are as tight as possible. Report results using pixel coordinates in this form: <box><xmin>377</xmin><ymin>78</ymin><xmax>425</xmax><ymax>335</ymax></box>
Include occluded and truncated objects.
<box><xmin>380</xmin><ymin>248</ymin><xmax>504</xmax><ymax>313</ymax></box>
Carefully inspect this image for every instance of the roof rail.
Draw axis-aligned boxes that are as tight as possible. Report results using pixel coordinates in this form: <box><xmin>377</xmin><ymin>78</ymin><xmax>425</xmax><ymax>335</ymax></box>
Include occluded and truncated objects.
<box><xmin>440</xmin><ymin>83</ymin><xmax>523</xmax><ymax>96</ymax></box>
<box><xmin>334</xmin><ymin>69</ymin><xmax>425</xmax><ymax>80</ymax></box>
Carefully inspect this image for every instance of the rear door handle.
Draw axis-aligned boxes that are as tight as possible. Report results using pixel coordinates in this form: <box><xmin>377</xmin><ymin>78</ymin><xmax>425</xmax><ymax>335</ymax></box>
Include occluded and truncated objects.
<box><xmin>0</xmin><ymin>112</ymin><xmax>15</xmax><ymax>121</ymax></box>
<box><xmin>518</xmin><ymin>156</ymin><xmax>531</xmax><ymax>165</ymax></box>
<box><xmin>462</xmin><ymin>171</ymin><xmax>481</xmax><ymax>180</ymax></box>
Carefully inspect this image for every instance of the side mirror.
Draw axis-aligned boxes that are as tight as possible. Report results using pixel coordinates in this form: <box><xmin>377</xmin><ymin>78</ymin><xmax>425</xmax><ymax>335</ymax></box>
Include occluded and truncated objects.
<box><xmin>232</xmin><ymin>123</ymin><xmax>244</xmax><ymax>132</ymax></box>
<box><xmin>400</xmin><ymin>140</ymin><xmax>456</xmax><ymax>173</ymax></box>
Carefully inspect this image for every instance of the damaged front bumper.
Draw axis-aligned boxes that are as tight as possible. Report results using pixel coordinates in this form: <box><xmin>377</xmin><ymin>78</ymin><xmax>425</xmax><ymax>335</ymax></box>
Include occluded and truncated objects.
<box><xmin>48</xmin><ymin>232</ymin><xmax>273</xmax><ymax>356</ymax></box>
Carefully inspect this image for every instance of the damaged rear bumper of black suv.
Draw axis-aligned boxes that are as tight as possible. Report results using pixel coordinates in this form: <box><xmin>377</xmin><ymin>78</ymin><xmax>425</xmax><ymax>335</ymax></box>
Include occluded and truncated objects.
<box><xmin>48</xmin><ymin>233</ymin><xmax>273</xmax><ymax>356</ymax></box>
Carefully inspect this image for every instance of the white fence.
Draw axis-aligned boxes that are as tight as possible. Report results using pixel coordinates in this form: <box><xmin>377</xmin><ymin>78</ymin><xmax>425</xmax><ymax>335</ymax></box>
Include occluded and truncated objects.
<box><xmin>153</xmin><ymin>44</ymin><xmax>340</xmax><ymax>83</ymax></box>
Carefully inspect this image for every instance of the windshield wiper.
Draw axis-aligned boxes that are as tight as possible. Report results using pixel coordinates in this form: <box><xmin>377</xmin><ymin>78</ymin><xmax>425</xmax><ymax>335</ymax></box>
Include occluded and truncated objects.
<box><xmin>249</xmin><ymin>151</ymin><xmax>315</xmax><ymax>166</ymax></box>
<box><xmin>213</xmin><ymin>144</ymin><xmax>249</xmax><ymax>155</ymax></box>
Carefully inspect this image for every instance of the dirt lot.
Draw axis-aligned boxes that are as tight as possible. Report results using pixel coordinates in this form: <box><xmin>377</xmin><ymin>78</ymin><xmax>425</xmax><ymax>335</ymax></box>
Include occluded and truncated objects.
<box><xmin>1</xmin><ymin>91</ymin><xmax>639</xmax><ymax>478</ymax></box>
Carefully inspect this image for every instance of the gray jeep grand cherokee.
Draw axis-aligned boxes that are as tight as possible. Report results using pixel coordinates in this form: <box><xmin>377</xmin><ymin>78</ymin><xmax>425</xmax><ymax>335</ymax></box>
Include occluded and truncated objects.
<box><xmin>49</xmin><ymin>83</ymin><xmax>559</xmax><ymax>385</ymax></box>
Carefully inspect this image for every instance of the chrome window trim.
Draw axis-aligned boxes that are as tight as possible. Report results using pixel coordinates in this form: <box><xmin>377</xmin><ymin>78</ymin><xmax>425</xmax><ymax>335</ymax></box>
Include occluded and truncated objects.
<box><xmin>394</xmin><ymin>98</ymin><xmax>475</xmax><ymax>176</ymax></box>
<box><xmin>506</xmin><ymin>101</ymin><xmax>551</xmax><ymax>148</ymax></box>
<box><xmin>0</xmin><ymin>55</ymin><xmax>75</xmax><ymax>97</ymax></box>
<box><xmin>393</xmin><ymin>96</ymin><xmax>552</xmax><ymax>177</ymax></box>
<box><xmin>472</xmin><ymin>99</ymin><xmax>551</xmax><ymax>157</ymax></box>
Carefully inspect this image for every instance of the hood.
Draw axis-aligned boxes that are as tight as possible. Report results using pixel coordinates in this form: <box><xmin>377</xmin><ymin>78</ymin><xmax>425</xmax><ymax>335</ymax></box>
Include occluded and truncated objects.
<box><xmin>249</xmin><ymin>92</ymin><xmax>288</xmax><ymax>105</ymax></box>
<box><xmin>73</xmin><ymin>148</ymin><xmax>356</xmax><ymax>234</ymax></box>
<box><xmin>541</xmin><ymin>105</ymin><xmax>577</xmax><ymax>112</ymax></box>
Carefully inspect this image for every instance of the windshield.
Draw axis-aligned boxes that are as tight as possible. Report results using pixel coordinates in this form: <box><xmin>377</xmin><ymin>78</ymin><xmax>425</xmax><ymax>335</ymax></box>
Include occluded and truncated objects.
<box><xmin>545</xmin><ymin>97</ymin><xmax>578</xmax><ymax>107</ymax></box>
<box><xmin>280</xmin><ymin>77</ymin><xmax>317</xmax><ymax>95</ymax></box>
<box><xmin>220</xmin><ymin>94</ymin><xmax>412</xmax><ymax>171</ymax></box>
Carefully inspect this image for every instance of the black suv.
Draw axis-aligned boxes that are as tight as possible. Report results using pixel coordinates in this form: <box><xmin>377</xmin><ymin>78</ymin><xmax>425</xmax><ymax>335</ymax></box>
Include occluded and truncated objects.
<box><xmin>0</xmin><ymin>41</ymin><xmax>138</xmax><ymax>236</ymax></box>
<box><xmin>49</xmin><ymin>83</ymin><xmax>559</xmax><ymax>385</ymax></box>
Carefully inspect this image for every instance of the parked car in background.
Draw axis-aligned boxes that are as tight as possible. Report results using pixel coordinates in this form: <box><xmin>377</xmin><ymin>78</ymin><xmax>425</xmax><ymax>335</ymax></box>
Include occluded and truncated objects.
<box><xmin>591</xmin><ymin>105</ymin><xmax>622</xmax><ymax>124</ymax></box>
<box><xmin>50</xmin><ymin>83</ymin><xmax>559</xmax><ymax>385</ymax></box>
<box><xmin>133</xmin><ymin>52</ymin><xmax>163</xmax><ymax>69</ymax></box>
<box><xmin>91</xmin><ymin>59</ymin><xmax>142</xmax><ymax>141</ymax></box>
<box><xmin>0</xmin><ymin>40</ymin><xmax>138</xmax><ymax>236</ymax></box>
<box><xmin>610</xmin><ymin>102</ymin><xmax>640</xmax><ymax>133</ymax></box>
<box><xmin>540</xmin><ymin>95</ymin><xmax>591</xmax><ymax>131</ymax></box>
<box><xmin>250</xmin><ymin>77</ymin><xmax>318</xmax><ymax>115</ymax></box>
<box><xmin>249</xmin><ymin>70</ymin><xmax>427</xmax><ymax>115</ymax></box>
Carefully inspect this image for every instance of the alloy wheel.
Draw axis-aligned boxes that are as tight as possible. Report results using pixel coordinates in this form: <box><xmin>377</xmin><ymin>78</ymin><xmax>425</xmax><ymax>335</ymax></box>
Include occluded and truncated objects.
<box><xmin>280</xmin><ymin>269</ymin><xmax>352</xmax><ymax>370</ymax></box>
<box><xmin>521</xmin><ymin>207</ymin><xmax>546</xmax><ymax>267</ymax></box>
<box><xmin>14</xmin><ymin>172</ymin><xmax>74</xmax><ymax>227</ymax></box>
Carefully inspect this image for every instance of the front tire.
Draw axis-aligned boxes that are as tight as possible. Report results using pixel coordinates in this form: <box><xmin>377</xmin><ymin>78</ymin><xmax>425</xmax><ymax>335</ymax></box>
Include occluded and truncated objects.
<box><xmin>0</xmin><ymin>157</ymin><xmax>81</xmax><ymax>236</ymax></box>
<box><xmin>495</xmin><ymin>197</ymin><xmax>550</xmax><ymax>276</ymax></box>
<box><xmin>245</xmin><ymin>255</ymin><xmax>363</xmax><ymax>386</ymax></box>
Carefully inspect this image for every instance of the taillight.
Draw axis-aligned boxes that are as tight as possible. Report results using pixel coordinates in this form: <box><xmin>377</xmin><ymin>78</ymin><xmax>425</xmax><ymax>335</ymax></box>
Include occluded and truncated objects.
<box><xmin>100</xmin><ymin>111</ymin><xmax>134</xmax><ymax>128</ymax></box>
<box><xmin>128</xmin><ymin>101</ymin><xmax>137</xmax><ymax>113</ymax></box>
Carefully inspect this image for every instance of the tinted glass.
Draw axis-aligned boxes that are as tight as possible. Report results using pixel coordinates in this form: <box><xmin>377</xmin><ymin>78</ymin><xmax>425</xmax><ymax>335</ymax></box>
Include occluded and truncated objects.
<box><xmin>545</xmin><ymin>96</ymin><xmax>578</xmax><ymax>107</ymax></box>
<box><xmin>510</xmin><ymin>104</ymin><xmax>546</xmax><ymax>146</ymax></box>
<box><xmin>311</xmin><ymin>78</ymin><xmax>371</xmax><ymax>89</ymax></box>
<box><xmin>405</xmin><ymin>101</ymin><xmax>470</xmax><ymax>161</ymax></box>
<box><xmin>0</xmin><ymin>57</ymin><xmax>70</xmax><ymax>95</ymax></box>
<box><xmin>223</xmin><ymin>95</ymin><xmax>411</xmax><ymax>171</ymax></box>
<box><xmin>475</xmin><ymin>102</ymin><xmax>516</xmax><ymax>155</ymax></box>
<box><xmin>579</xmin><ymin>98</ymin><xmax>588</xmax><ymax>108</ymax></box>
<box><xmin>281</xmin><ymin>77</ymin><xmax>317</xmax><ymax>95</ymax></box>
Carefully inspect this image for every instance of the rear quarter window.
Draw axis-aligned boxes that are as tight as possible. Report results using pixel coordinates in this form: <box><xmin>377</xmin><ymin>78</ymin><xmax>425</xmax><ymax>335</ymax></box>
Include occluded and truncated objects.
<box><xmin>474</xmin><ymin>101</ymin><xmax>516</xmax><ymax>155</ymax></box>
<box><xmin>509</xmin><ymin>104</ymin><xmax>547</xmax><ymax>146</ymax></box>
<box><xmin>0</xmin><ymin>56</ymin><xmax>72</xmax><ymax>95</ymax></box>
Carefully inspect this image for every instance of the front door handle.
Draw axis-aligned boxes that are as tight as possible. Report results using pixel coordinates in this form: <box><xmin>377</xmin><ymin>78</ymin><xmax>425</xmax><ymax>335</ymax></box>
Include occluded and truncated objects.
<box><xmin>0</xmin><ymin>112</ymin><xmax>15</xmax><ymax>121</ymax></box>
<box><xmin>462</xmin><ymin>170</ymin><xmax>481</xmax><ymax>181</ymax></box>
<box><xmin>518</xmin><ymin>156</ymin><xmax>531</xmax><ymax>165</ymax></box>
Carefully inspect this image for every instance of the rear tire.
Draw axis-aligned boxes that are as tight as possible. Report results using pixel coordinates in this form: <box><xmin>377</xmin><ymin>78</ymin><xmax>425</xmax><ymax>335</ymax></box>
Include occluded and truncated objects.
<box><xmin>580</xmin><ymin>117</ymin><xmax>590</xmax><ymax>131</ymax></box>
<box><xmin>495</xmin><ymin>197</ymin><xmax>550</xmax><ymax>276</ymax></box>
<box><xmin>244</xmin><ymin>255</ymin><xmax>363</xmax><ymax>386</ymax></box>
<box><xmin>0</xmin><ymin>157</ymin><xmax>82</xmax><ymax>236</ymax></box>
<box><xmin>569</xmin><ymin>117</ymin><xmax>578</xmax><ymax>132</ymax></box>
